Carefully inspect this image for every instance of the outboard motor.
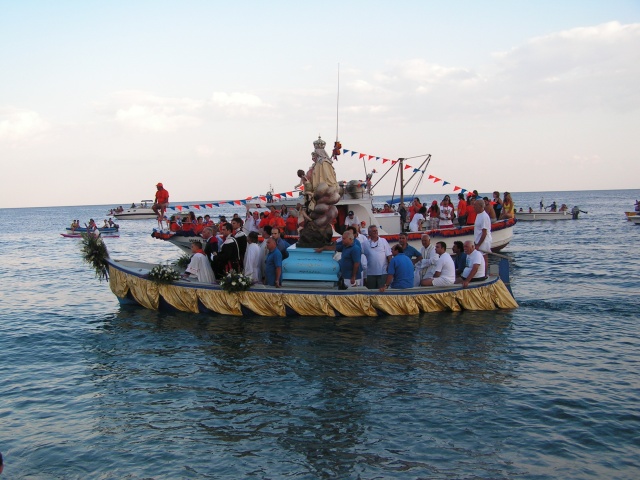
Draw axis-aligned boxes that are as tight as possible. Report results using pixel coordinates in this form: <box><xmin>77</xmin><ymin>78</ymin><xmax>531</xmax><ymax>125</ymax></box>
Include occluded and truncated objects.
<box><xmin>571</xmin><ymin>206</ymin><xmax>580</xmax><ymax>219</ymax></box>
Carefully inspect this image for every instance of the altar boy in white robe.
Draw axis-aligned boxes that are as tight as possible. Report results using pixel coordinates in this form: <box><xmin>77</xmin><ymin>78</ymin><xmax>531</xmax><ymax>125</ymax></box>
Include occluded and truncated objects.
<box><xmin>183</xmin><ymin>241</ymin><xmax>215</xmax><ymax>283</ymax></box>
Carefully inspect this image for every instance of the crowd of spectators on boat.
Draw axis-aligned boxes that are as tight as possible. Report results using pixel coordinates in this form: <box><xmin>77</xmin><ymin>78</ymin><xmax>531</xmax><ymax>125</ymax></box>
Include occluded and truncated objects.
<box><xmin>400</xmin><ymin>190</ymin><xmax>515</xmax><ymax>233</ymax></box>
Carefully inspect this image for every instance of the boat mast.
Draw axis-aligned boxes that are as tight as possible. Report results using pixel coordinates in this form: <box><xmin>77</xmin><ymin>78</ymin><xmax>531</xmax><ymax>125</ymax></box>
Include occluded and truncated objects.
<box><xmin>335</xmin><ymin>63</ymin><xmax>340</xmax><ymax>142</ymax></box>
<box><xmin>399</xmin><ymin>158</ymin><xmax>404</xmax><ymax>206</ymax></box>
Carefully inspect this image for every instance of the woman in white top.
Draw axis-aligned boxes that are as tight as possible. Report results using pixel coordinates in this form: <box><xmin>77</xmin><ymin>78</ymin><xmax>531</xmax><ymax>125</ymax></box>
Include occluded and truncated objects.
<box><xmin>409</xmin><ymin>206</ymin><xmax>427</xmax><ymax>232</ymax></box>
<box><xmin>439</xmin><ymin>196</ymin><xmax>454</xmax><ymax>229</ymax></box>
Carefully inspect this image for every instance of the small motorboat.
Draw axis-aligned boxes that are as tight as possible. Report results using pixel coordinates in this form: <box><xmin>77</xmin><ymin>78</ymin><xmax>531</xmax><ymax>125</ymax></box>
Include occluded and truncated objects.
<box><xmin>113</xmin><ymin>201</ymin><xmax>158</xmax><ymax>220</ymax></box>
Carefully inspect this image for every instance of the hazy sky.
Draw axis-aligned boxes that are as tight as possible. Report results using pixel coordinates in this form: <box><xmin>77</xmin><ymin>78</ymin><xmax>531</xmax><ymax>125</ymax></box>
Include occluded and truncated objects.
<box><xmin>1</xmin><ymin>0</ymin><xmax>639</xmax><ymax>208</ymax></box>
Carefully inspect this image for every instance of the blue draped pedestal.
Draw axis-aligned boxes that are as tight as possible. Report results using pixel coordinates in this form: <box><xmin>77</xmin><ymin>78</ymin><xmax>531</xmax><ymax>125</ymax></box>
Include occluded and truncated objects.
<box><xmin>282</xmin><ymin>248</ymin><xmax>340</xmax><ymax>286</ymax></box>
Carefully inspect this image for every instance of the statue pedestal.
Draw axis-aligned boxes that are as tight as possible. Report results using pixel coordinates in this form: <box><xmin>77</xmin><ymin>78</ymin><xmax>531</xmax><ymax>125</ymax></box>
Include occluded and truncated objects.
<box><xmin>282</xmin><ymin>248</ymin><xmax>339</xmax><ymax>284</ymax></box>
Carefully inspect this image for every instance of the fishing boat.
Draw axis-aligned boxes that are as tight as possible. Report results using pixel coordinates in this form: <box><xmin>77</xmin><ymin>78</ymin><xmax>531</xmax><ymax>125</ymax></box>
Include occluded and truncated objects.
<box><xmin>628</xmin><ymin>215</ymin><xmax>640</xmax><ymax>225</ymax></box>
<box><xmin>625</xmin><ymin>211</ymin><xmax>639</xmax><ymax>221</ymax></box>
<box><xmin>105</xmin><ymin>256</ymin><xmax>517</xmax><ymax>317</ymax></box>
<box><xmin>515</xmin><ymin>205</ymin><xmax>584</xmax><ymax>221</ymax></box>
<box><xmin>112</xmin><ymin>201</ymin><xmax>158</xmax><ymax>220</ymax></box>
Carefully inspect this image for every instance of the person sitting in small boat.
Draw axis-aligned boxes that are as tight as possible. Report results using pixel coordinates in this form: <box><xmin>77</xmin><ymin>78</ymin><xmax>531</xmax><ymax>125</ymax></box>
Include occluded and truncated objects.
<box><xmin>428</xmin><ymin>201</ymin><xmax>440</xmax><ymax>230</ymax></box>
<box><xmin>108</xmin><ymin>218</ymin><xmax>117</xmax><ymax>228</ymax></box>
<box><xmin>103</xmin><ymin>219</ymin><xmax>109</xmax><ymax>228</ymax></box>
<box><xmin>421</xmin><ymin>241</ymin><xmax>456</xmax><ymax>287</ymax></box>
<box><xmin>451</xmin><ymin>240</ymin><xmax>467</xmax><ymax>277</ymax></box>
<box><xmin>409</xmin><ymin>206</ymin><xmax>427</xmax><ymax>232</ymax></box>
<box><xmin>548</xmin><ymin>201</ymin><xmax>558</xmax><ymax>212</ymax></box>
<box><xmin>559</xmin><ymin>204</ymin><xmax>568</xmax><ymax>212</ymax></box>
<box><xmin>182</xmin><ymin>241</ymin><xmax>215</xmax><ymax>284</ymax></box>
<box><xmin>131</xmin><ymin>202</ymin><xmax>136</xmax><ymax>208</ymax></box>
<box><xmin>87</xmin><ymin>219</ymin><xmax>98</xmax><ymax>231</ymax></box>
<box><xmin>379</xmin><ymin>244</ymin><xmax>414</xmax><ymax>291</ymax></box>
<box><xmin>398</xmin><ymin>233</ymin><xmax>422</xmax><ymax>265</ymax></box>
<box><xmin>456</xmin><ymin>241</ymin><xmax>486</xmax><ymax>288</ymax></box>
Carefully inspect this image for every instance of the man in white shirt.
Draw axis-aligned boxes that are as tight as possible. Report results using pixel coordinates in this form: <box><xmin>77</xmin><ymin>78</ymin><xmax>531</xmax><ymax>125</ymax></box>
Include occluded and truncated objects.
<box><xmin>362</xmin><ymin>225</ymin><xmax>391</xmax><ymax>289</ymax></box>
<box><xmin>473</xmin><ymin>199</ymin><xmax>492</xmax><ymax>276</ymax></box>
<box><xmin>421</xmin><ymin>241</ymin><xmax>456</xmax><ymax>286</ymax></box>
<box><xmin>344</xmin><ymin>210</ymin><xmax>360</xmax><ymax>230</ymax></box>
<box><xmin>414</xmin><ymin>234</ymin><xmax>439</xmax><ymax>285</ymax></box>
<box><xmin>243</xmin><ymin>231</ymin><xmax>262</xmax><ymax>284</ymax></box>
<box><xmin>457</xmin><ymin>240</ymin><xmax>486</xmax><ymax>288</ymax></box>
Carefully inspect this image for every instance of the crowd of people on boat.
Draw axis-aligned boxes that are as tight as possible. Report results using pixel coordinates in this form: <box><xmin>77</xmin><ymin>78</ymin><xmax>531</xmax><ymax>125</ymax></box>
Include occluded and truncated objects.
<box><xmin>175</xmin><ymin>197</ymin><xmax>493</xmax><ymax>292</ymax></box>
<box><xmin>399</xmin><ymin>190</ymin><xmax>514</xmax><ymax>233</ymax></box>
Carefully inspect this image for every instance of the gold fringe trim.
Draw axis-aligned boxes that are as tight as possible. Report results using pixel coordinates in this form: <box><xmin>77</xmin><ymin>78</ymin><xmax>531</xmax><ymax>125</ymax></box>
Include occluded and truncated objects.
<box><xmin>108</xmin><ymin>266</ymin><xmax>518</xmax><ymax>317</ymax></box>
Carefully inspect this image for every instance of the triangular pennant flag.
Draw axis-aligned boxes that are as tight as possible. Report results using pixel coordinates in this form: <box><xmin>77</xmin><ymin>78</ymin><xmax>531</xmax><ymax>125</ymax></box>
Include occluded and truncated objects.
<box><xmin>193</xmin><ymin>205</ymin><xmax>200</xmax><ymax>210</ymax></box>
<box><xmin>382</xmin><ymin>158</ymin><xmax>389</xmax><ymax>163</ymax></box>
<box><xmin>404</xmin><ymin>164</ymin><xmax>412</xmax><ymax>169</ymax></box>
<box><xmin>433</xmin><ymin>177</ymin><xmax>441</xmax><ymax>183</ymax></box>
<box><xmin>375</xmin><ymin>157</ymin><xmax>380</xmax><ymax>161</ymax></box>
<box><xmin>176</xmin><ymin>206</ymin><xmax>183</xmax><ymax>212</ymax></box>
<box><xmin>234</xmin><ymin>200</ymin><xmax>241</xmax><ymax>205</ymax></box>
<box><xmin>391</xmin><ymin>160</ymin><xmax>398</xmax><ymax>165</ymax></box>
<box><xmin>368</xmin><ymin>155</ymin><xmax>374</xmax><ymax>160</ymax></box>
<box><xmin>351</xmin><ymin>151</ymin><xmax>357</xmax><ymax>156</ymax></box>
<box><xmin>260</xmin><ymin>196</ymin><xmax>266</xmax><ymax>201</ymax></box>
<box><xmin>453</xmin><ymin>186</ymin><xmax>460</xmax><ymax>192</ymax></box>
<box><xmin>240</xmin><ymin>200</ymin><xmax>247</xmax><ymax>205</ymax></box>
<box><xmin>274</xmin><ymin>194</ymin><xmax>281</xmax><ymax>199</ymax></box>
<box><xmin>359</xmin><ymin>153</ymin><xmax>366</xmax><ymax>159</ymax></box>
<box><xmin>460</xmin><ymin>189</ymin><xmax>467</xmax><ymax>194</ymax></box>
<box><xmin>343</xmin><ymin>149</ymin><xmax>349</xmax><ymax>155</ymax></box>
<box><xmin>413</xmin><ymin>168</ymin><xmax>420</xmax><ymax>172</ymax></box>
<box><xmin>443</xmin><ymin>181</ymin><xmax>450</xmax><ymax>186</ymax></box>
<box><xmin>428</xmin><ymin>174</ymin><xmax>435</xmax><ymax>180</ymax></box>
<box><xmin>286</xmin><ymin>191</ymin><xmax>294</xmax><ymax>197</ymax></box>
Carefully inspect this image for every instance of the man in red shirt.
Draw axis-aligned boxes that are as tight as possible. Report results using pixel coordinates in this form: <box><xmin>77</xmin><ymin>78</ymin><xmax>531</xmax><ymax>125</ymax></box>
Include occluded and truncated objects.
<box><xmin>152</xmin><ymin>182</ymin><xmax>170</xmax><ymax>227</ymax></box>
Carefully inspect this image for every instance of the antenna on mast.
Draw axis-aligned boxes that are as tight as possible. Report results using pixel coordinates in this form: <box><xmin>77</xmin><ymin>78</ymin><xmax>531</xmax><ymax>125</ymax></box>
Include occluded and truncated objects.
<box><xmin>331</xmin><ymin>63</ymin><xmax>342</xmax><ymax>161</ymax></box>
<box><xmin>335</xmin><ymin>63</ymin><xmax>340</xmax><ymax>142</ymax></box>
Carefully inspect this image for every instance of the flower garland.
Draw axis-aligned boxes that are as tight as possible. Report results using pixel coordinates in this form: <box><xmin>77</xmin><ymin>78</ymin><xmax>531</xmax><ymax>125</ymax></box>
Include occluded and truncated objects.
<box><xmin>81</xmin><ymin>233</ymin><xmax>109</xmax><ymax>281</ymax></box>
<box><xmin>148</xmin><ymin>265</ymin><xmax>181</xmax><ymax>285</ymax></box>
<box><xmin>219</xmin><ymin>270</ymin><xmax>252</xmax><ymax>293</ymax></box>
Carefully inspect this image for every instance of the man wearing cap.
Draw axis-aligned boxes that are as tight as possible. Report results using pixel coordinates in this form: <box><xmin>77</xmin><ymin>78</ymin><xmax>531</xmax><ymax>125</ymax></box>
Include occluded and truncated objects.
<box><xmin>344</xmin><ymin>210</ymin><xmax>360</xmax><ymax>232</ymax></box>
<box><xmin>152</xmin><ymin>183</ymin><xmax>169</xmax><ymax>225</ymax></box>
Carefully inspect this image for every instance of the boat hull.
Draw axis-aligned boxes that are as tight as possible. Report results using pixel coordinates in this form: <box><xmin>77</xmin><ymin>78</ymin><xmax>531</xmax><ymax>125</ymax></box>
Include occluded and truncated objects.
<box><xmin>515</xmin><ymin>211</ymin><xmax>573</xmax><ymax>221</ymax></box>
<box><xmin>61</xmin><ymin>233</ymin><xmax>120</xmax><ymax>238</ymax></box>
<box><xmin>629</xmin><ymin>215</ymin><xmax>640</xmax><ymax>225</ymax></box>
<box><xmin>107</xmin><ymin>259</ymin><xmax>517</xmax><ymax>317</ymax></box>
<box><xmin>114</xmin><ymin>209</ymin><xmax>157</xmax><ymax>220</ymax></box>
<box><xmin>66</xmin><ymin>227</ymin><xmax>119</xmax><ymax>233</ymax></box>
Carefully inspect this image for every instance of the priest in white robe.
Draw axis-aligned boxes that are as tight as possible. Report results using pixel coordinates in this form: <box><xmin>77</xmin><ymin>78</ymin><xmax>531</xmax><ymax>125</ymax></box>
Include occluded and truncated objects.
<box><xmin>184</xmin><ymin>241</ymin><xmax>215</xmax><ymax>283</ymax></box>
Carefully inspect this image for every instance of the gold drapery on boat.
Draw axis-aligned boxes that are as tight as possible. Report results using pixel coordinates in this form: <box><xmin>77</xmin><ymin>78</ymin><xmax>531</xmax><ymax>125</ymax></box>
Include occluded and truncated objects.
<box><xmin>108</xmin><ymin>265</ymin><xmax>517</xmax><ymax>316</ymax></box>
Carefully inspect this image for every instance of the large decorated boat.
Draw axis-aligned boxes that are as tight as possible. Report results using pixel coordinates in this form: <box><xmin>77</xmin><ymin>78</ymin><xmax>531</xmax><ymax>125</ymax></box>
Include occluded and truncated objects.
<box><xmin>106</xmin><ymin>256</ymin><xmax>517</xmax><ymax>317</ymax></box>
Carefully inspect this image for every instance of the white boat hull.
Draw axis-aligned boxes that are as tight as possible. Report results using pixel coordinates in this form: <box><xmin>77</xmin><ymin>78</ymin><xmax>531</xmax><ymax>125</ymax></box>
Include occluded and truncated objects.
<box><xmin>114</xmin><ymin>208</ymin><xmax>158</xmax><ymax>220</ymax></box>
<box><xmin>515</xmin><ymin>211</ymin><xmax>572</xmax><ymax>221</ymax></box>
<box><xmin>629</xmin><ymin>215</ymin><xmax>640</xmax><ymax>225</ymax></box>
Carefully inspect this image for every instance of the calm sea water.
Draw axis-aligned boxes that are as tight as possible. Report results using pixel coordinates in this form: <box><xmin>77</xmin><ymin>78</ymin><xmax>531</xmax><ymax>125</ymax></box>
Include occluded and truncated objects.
<box><xmin>1</xmin><ymin>189</ymin><xmax>639</xmax><ymax>480</ymax></box>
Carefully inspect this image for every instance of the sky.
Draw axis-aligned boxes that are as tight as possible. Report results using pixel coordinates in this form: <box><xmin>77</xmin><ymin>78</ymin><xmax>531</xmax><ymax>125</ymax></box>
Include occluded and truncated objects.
<box><xmin>1</xmin><ymin>0</ymin><xmax>639</xmax><ymax>208</ymax></box>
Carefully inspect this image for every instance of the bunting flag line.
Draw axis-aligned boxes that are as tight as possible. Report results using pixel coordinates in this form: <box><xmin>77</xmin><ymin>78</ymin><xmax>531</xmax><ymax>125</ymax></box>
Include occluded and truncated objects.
<box><xmin>343</xmin><ymin>146</ymin><xmax>473</xmax><ymax>196</ymax></box>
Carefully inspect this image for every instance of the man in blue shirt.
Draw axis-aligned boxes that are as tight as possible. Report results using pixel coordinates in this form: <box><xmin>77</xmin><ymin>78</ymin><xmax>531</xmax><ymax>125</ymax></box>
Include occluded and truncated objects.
<box><xmin>380</xmin><ymin>244</ymin><xmax>415</xmax><ymax>291</ymax></box>
<box><xmin>398</xmin><ymin>233</ymin><xmax>422</xmax><ymax>265</ymax></box>
<box><xmin>264</xmin><ymin>237</ymin><xmax>283</xmax><ymax>287</ymax></box>
<box><xmin>336</xmin><ymin>230</ymin><xmax>362</xmax><ymax>287</ymax></box>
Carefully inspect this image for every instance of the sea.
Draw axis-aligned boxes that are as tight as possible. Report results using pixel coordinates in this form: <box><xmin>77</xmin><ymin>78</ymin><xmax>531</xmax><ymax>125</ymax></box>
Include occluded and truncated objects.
<box><xmin>0</xmin><ymin>189</ymin><xmax>639</xmax><ymax>480</ymax></box>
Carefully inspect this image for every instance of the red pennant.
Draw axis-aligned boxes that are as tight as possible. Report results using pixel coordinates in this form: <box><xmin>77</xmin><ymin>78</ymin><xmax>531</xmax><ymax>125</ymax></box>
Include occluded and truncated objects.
<box><xmin>368</xmin><ymin>155</ymin><xmax>374</xmax><ymax>160</ymax></box>
<box><xmin>359</xmin><ymin>153</ymin><xmax>366</xmax><ymax>159</ymax></box>
<box><xmin>404</xmin><ymin>164</ymin><xmax>412</xmax><ymax>169</ymax></box>
<box><xmin>382</xmin><ymin>158</ymin><xmax>389</xmax><ymax>163</ymax></box>
<box><xmin>433</xmin><ymin>177</ymin><xmax>441</xmax><ymax>183</ymax></box>
<box><xmin>206</xmin><ymin>203</ymin><xmax>213</xmax><ymax>208</ymax></box>
<box><xmin>193</xmin><ymin>205</ymin><xmax>200</xmax><ymax>210</ymax></box>
<box><xmin>453</xmin><ymin>186</ymin><xmax>460</xmax><ymax>192</ymax></box>
<box><xmin>428</xmin><ymin>174</ymin><xmax>434</xmax><ymax>180</ymax></box>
